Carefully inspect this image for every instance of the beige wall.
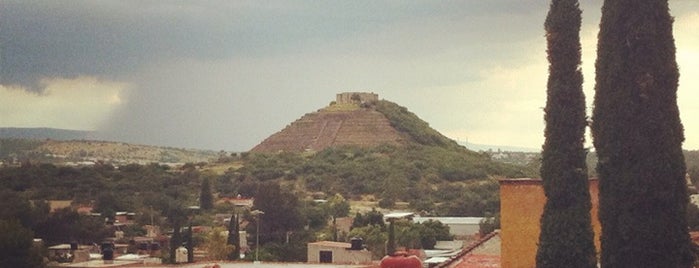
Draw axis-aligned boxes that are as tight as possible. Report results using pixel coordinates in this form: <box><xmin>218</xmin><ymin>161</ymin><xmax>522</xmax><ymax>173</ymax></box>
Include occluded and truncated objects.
<box><xmin>307</xmin><ymin>243</ymin><xmax>372</xmax><ymax>264</ymax></box>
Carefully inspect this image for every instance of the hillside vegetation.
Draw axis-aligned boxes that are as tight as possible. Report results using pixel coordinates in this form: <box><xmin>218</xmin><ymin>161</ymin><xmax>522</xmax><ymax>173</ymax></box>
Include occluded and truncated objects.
<box><xmin>373</xmin><ymin>100</ymin><xmax>459</xmax><ymax>148</ymax></box>
<box><xmin>0</xmin><ymin>139</ymin><xmax>219</xmax><ymax>164</ymax></box>
<box><xmin>220</xmin><ymin>143</ymin><xmax>534</xmax><ymax>214</ymax></box>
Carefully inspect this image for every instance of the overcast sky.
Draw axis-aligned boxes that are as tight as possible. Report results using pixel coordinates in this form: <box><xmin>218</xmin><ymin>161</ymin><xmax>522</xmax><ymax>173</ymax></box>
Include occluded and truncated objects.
<box><xmin>1</xmin><ymin>1</ymin><xmax>698</xmax><ymax>151</ymax></box>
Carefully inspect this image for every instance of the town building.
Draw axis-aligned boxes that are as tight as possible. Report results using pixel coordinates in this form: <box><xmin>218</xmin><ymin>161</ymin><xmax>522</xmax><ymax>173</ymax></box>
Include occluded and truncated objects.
<box><xmin>413</xmin><ymin>217</ymin><xmax>484</xmax><ymax>239</ymax></box>
<box><xmin>307</xmin><ymin>240</ymin><xmax>372</xmax><ymax>265</ymax></box>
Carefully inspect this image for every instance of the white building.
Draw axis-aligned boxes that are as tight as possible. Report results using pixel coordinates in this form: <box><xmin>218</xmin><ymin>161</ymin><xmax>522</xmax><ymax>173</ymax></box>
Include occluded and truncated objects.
<box><xmin>412</xmin><ymin>217</ymin><xmax>484</xmax><ymax>238</ymax></box>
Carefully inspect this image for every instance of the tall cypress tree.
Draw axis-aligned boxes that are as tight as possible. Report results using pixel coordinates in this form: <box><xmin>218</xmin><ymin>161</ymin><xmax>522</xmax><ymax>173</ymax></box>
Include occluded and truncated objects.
<box><xmin>186</xmin><ymin>223</ymin><xmax>194</xmax><ymax>263</ymax></box>
<box><xmin>535</xmin><ymin>0</ymin><xmax>596</xmax><ymax>267</ymax></box>
<box><xmin>200</xmin><ymin>177</ymin><xmax>214</xmax><ymax>211</ymax></box>
<box><xmin>227</xmin><ymin>213</ymin><xmax>240</xmax><ymax>260</ymax></box>
<box><xmin>592</xmin><ymin>0</ymin><xmax>693</xmax><ymax>266</ymax></box>
<box><xmin>169</xmin><ymin>222</ymin><xmax>181</xmax><ymax>264</ymax></box>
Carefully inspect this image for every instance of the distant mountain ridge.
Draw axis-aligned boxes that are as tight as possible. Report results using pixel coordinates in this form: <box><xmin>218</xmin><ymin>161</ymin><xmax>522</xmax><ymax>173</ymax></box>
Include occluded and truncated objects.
<box><xmin>0</xmin><ymin>127</ymin><xmax>97</xmax><ymax>140</ymax></box>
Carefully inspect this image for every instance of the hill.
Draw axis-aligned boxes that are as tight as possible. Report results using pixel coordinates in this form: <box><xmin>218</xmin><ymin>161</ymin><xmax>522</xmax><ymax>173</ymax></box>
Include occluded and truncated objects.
<box><xmin>231</xmin><ymin>92</ymin><xmax>538</xmax><ymax>212</ymax></box>
<box><xmin>0</xmin><ymin>139</ymin><xmax>219</xmax><ymax>165</ymax></box>
<box><xmin>251</xmin><ymin>92</ymin><xmax>459</xmax><ymax>153</ymax></box>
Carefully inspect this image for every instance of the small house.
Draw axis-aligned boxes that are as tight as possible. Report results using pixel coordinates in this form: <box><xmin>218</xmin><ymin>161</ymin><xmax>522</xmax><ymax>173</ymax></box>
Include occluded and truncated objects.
<box><xmin>307</xmin><ymin>240</ymin><xmax>372</xmax><ymax>264</ymax></box>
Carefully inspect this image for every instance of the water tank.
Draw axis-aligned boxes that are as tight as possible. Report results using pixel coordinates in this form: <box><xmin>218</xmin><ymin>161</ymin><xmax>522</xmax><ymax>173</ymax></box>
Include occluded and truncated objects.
<box><xmin>102</xmin><ymin>248</ymin><xmax>114</xmax><ymax>261</ymax></box>
<box><xmin>101</xmin><ymin>241</ymin><xmax>114</xmax><ymax>261</ymax></box>
<box><xmin>350</xmin><ymin>237</ymin><xmax>363</xmax><ymax>250</ymax></box>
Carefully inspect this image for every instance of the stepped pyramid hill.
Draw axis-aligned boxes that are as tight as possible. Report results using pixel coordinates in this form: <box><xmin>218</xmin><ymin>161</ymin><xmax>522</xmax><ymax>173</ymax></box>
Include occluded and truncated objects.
<box><xmin>251</xmin><ymin>92</ymin><xmax>450</xmax><ymax>153</ymax></box>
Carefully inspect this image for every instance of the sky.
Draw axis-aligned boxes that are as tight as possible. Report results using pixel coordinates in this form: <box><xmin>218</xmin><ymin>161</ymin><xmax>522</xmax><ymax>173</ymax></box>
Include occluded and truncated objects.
<box><xmin>1</xmin><ymin>1</ymin><xmax>698</xmax><ymax>151</ymax></box>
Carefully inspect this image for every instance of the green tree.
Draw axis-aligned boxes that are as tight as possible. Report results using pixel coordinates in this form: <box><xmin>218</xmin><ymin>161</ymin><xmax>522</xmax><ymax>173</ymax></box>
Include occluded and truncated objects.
<box><xmin>227</xmin><ymin>214</ymin><xmax>240</xmax><ymax>260</ymax></box>
<box><xmin>386</xmin><ymin>220</ymin><xmax>396</xmax><ymax>255</ymax></box>
<box><xmin>349</xmin><ymin>224</ymin><xmax>387</xmax><ymax>259</ymax></box>
<box><xmin>200</xmin><ymin>177</ymin><xmax>214</xmax><ymax>211</ymax></box>
<box><xmin>169</xmin><ymin>222</ymin><xmax>182</xmax><ymax>264</ymax></box>
<box><xmin>535</xmin><ymin>0</ymin><xmax>596</xmax><ymax>267</ymax></box>
<box><xmin>325</xmin><ymin>193</ymin><xmax>350</xmax><ymax>241</ymax></box>
<box><xmin>163</xmin><ymin>200</ymin><xmax>187</xmax><ymax>264</ymax></box>
<box><xmin>479</xmin><ymin>213</ymin><xmax>500</xmax><ymax>236</ymax></box>
<box><xmin>33</xmin><ymin>208</ymin><xmax>110</xmax><ymax>246</ymax></box>
<box><xmin>0</xmin><ymin>220</ymin><xmax>44</xmax><ymax>268</ymax></box>
<box><xmin>0</xmin><ymin>189</ymin><xmax>33</xmax><ymax>227</ymax></box>
<box><xmin>94</xmin><ymin>192</ymin><xmax>120</xmax><ymax>221</ymax></box>
<box><xmin>251</xmin><ymin>182</ymin><xmax>303</xmax><ymax>244</ymax></box>
<box><xmin>592</xmin><ymin>0</ymin><xmax>694</xmax><ymax>266</ymax></box>
<box><xmin>205</xmin><ymin>227</ymin><xmax>234</xmax><ymax>261</ymax></box>
<box><xmin>186</xmin><ymin>223</ymin><xmax>194</xmax><ymax>263</ymax></box>
<box><xmin>351</xmin><ymin>212</ymin><xmax>365</xmax><ymax>229</ymax></box>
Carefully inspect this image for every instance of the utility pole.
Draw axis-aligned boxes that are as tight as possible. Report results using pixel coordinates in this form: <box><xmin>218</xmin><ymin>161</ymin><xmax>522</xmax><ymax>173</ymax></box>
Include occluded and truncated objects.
<box><xmin>251</xmin><ymin>210</ymin><xmax>264</xmax><ymax>264</ymax></box>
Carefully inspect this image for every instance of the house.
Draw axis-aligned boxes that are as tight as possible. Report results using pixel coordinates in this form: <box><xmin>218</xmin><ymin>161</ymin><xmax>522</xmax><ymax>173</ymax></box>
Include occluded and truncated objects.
<box><xmin>217</xmin><ymin>196</ymin><xmax>254</xmax><ymax>208</ymax></box>
<box><xmin>114</xmin><ymin>212</ymin><xmax>136</xmax><ymax>225</ymax></box>
<box><xmin>307</xmin><ymin>240</ymin><xmax>372</xmax><ymax>264</ymax></box>
<box><xmin>48</xmin><ymin>200</ymin><xmax>73</xmax><ymax>213</ymax></box>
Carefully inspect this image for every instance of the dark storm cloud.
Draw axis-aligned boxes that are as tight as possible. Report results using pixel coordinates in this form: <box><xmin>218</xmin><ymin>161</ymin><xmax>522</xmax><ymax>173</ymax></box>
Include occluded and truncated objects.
<box><xmin>1</xmin><ymin>0</ymin><xmax>548</xmax><ymax>89</ymax></box>
<box><xmin>1</xmin><ymin>0</ymin><xmax>243</xmax><ymax>89</ymax></box>
<box><xmin>3</xmin><ymin>0</ymin><xmax>619</xmax><ymax>151</ymax></box>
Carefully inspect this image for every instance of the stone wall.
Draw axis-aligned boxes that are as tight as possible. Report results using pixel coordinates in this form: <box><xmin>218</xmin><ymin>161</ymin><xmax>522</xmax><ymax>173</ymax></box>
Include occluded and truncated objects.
<box><xmin>336</xmin><ymin>92</ymin><xmax>379</xmax><ymax>104</ymax></box>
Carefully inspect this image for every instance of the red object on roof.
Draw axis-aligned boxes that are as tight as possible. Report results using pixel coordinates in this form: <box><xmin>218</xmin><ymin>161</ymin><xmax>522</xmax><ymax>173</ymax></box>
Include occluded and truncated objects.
<box><xmin>380</xmin><ymin>251</ymin><xmax>422</xmax><ymax>268</ymax></box>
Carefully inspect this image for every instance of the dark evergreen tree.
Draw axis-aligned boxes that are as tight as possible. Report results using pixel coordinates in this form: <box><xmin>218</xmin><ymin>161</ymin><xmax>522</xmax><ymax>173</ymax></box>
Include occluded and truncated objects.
<box><xmin>535</xmin><ymin>0</ymin><xmax>596</xmax><ymax>267</ymax></box>
<box><xmin>351</xmin><ymin>212</ymin><xmax>365</xmax><ymax>229</ymax></box>
<box><xmin>199</xmin><ymin>177</ymin><xmax>214</xmax><ymax>211</ymax></box>
<box><xmin>227</xmin><ymin>214</ymin><xmax>240</xmax><ymax>260</ymax></box>
<box><xmin>386</xmin><ymin>220</ymin><xmax>396</xmax><ymax>255</ymax></box>
<box><xmin>250</xmin><ymin>182</ymin><xmax>303</xmax><ymax>244</ymax></box>
<box><xmin>186</xmin><ymin>223</ymin><xmax>193</xmax><ymax>263</ymax></box>
<box><xmin>592</xmin><ymin>0</ymin><xmax>693</xmax><ymax>266</ymax></box>
<box><xmin>169</xmin><ymin>222</ymin><xmax>181</xmax><ymax>264</ymax></box>
<box><xmin>0</xmin><ymin>220</ymin><xmax>44</xmax><ymax>268</ymax></box>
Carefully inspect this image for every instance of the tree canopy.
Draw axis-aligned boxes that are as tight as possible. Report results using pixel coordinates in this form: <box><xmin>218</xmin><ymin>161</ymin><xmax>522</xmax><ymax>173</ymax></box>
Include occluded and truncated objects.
<box><xmin>536</xmin><ymin>0</ymin><xmax>596</xmax><ymax>267</ymax></box>
<box><xmin>593</xmin><ymin>0</ymin><xmax>693</xmax><ymax>266</ymax></box>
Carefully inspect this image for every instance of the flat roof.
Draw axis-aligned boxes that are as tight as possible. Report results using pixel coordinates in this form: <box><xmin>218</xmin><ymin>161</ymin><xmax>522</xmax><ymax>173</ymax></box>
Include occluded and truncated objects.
<box><xmin>413</xmin><ymin>217</ymin><xmax>484</xmax><ymax>225</ymax></box>
<box><xmin>308</xmin><ymin>241</ymin><xmax>352</xmax><ymax>248</ymax></box>
<box><xmin>384</xmin><ymin>212</ymin><xmax>415</xmax><ymax>219</ymax></box>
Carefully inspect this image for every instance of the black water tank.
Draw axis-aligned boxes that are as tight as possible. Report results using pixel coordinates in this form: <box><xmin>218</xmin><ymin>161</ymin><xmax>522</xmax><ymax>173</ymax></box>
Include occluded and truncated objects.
<box><xmin>350</xmin><ymin>237</ymin><xmax>363</xmax><ymax>250</ymax></box>
<box><xmin>101</xmin><ymin>241</ymin><xmax>114</xmax><ymax>260</ymax></box>
<box><xmin>102</xmin><ymin>248</ymin><xmax>114</xmax><ymax>260</ymax></box>
<box><xmin>70</xmin><ymin>241</ymin><xmax>78</xmax><ymax>250</ymax></box>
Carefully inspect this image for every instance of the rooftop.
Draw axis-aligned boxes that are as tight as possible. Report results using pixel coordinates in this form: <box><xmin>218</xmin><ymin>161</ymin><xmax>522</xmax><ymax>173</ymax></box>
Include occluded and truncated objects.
<box><xmin>308</xmin><ymin>241</ymin><xmax>352</xmax><ymax>248</ymax></box>
<box><xmin>413</xmin><ymin>217</ymin><xmax>484</xmax><ymax>225</ymax></box>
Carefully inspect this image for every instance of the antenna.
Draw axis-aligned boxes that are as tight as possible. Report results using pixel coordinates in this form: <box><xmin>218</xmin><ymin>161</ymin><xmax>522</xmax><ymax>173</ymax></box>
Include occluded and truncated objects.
<box><xmin>0</xmin><ymin>33</ymin><xmax>3</xmax><ymax>84</ymax></box>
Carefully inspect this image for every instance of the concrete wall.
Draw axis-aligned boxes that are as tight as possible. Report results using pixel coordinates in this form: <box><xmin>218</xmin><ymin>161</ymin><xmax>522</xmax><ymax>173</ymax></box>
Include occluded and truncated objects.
<box><xmin>499</xmin><ymin>178</ymin><xmax>600</xmax><ymax>268</ymax></box>
<box><xmin>307</xmin><ymin>242</ymin><xmax>372</xmax><ymax>264</ymax></box>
